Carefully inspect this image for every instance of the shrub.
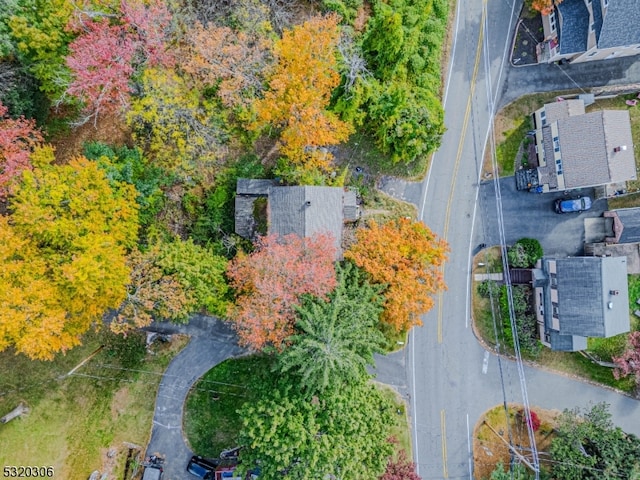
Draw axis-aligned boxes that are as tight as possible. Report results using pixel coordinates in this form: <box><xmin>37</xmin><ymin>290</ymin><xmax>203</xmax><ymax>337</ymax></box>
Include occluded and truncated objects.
<box><xmin>518</xmin><ymin>408</ymin><xmax>541</xmax><ymax>432</ymax></box>
<box><xmin>477</xmin><ymin>280</ymin><xmax>499</xmax><ymax>298</ymax></box>
<box><xmin>508</xmin><ymin>238</ymin><xmax>543</xmax><ymax>268</ymax></box>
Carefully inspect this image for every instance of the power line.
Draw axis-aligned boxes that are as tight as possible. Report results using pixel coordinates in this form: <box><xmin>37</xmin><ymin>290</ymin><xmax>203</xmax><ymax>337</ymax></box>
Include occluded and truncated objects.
<box><xmin>479</xmin><ymin>1</ymin><xmax>540</xmax><ymax>476</ymax></box>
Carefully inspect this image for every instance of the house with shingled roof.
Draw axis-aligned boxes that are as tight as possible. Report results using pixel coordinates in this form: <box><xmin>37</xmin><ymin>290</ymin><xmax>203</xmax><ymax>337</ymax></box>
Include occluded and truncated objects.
<box><xmin>539</xmin><ymin>0</ymin><xmax>640</xmax><ymax>63</ymax></box>
<box><xmin>516</xmin><ymin>98</ymin><xmax>637</xmax><ymax>193</ymax></box>
<box><xmin>234</xmin><ymin>179</ymin><xmax>360</xmax><ymax>259</ymax></box>
<box><xmin>533</xmin><ymin>256</ymin><xmax>630</xmax><ymax>351</ymax></box>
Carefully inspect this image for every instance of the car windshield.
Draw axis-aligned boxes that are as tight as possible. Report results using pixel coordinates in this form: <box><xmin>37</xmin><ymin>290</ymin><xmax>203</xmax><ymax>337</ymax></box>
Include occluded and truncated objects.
<box><xmin>188</xmin><ymin>462</ymin><xmax>209</xmax><ymax>477</ymax></box>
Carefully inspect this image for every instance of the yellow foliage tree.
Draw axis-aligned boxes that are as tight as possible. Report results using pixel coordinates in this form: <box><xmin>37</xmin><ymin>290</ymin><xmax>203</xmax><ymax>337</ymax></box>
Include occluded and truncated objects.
<box><xmin>127</xmin><ymin>68</ymin><xmax>225</xmax><ymax>181</ymax></box>
<box><xmin>345</xmin><ymin>218</ymin><xmax>449</xmax><ymax>332</ymax></box>
<box><xmin>253</xmin><ymin>14</ymin><xmax>353</xmax><ymax>179</ymax></box>
<box><xmin>0</xmin><ymin>157</ymin><xmax>139</xmax><ymax>359</ymax></box>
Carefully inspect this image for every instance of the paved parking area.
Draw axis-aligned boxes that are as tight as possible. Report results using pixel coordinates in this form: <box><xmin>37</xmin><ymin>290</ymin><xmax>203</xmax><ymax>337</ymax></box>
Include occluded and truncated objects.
<box><xmin>477</xmin><ymin>176</ymin><xmax>607</xmax><ymax>257</ymax></box>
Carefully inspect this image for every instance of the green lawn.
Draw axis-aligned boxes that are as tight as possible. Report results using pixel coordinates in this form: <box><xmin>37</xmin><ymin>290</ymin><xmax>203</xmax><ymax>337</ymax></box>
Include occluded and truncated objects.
<box><xmin>0</xmin><ymin>331</ymin><xmax>187</xmax><ymax>480</ymax></box>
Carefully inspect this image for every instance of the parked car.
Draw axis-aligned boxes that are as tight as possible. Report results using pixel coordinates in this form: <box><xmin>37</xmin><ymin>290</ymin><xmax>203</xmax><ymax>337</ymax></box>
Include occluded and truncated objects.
<box><xmin>142</xmin><ymin>465</ymin><xmax>163</xmax><ymax>480</ymax></box>
<box><xmin>187</xmin><ymin>456</ymin><xmax>219</xmax><ymax>479</ymax></box>
<box><xmin>554</xmin><ymin>196</ymin><xmax>592</xmax><ymax>213</ymax></box>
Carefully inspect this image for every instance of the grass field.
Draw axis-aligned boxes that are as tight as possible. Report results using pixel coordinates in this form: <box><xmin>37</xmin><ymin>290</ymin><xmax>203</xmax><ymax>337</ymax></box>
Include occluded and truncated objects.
<box><xmin>0</xmin><ymin>331</ymin><xmax>187</xmax><ymax>480</ymax></box>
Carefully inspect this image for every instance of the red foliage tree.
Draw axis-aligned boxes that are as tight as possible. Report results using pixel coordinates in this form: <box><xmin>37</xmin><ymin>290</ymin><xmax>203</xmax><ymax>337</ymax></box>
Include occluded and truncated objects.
<box><xmin>226</xmin><ymin>233</ymin><xmax>337</xmax><ymax>350</ymax></box>
<box><xmin>66</xmin><ymin>20</ymin><xmax>136</xmax><ymax>121</ymax></box>
<box><xmin>518</xmin><ymin>408</ymin><xmax>541</xmax><ymax>432</ymax></box>
<box><xmin>613</xmin><ymin>331</ymin><xmax>640</xmax><ymax>384</ymax></box>
<box><xmin>65</xmin><ymin>0</ymin><xmax>175</xmax><ymax>122</ymax></box>
<box><xmin>121</xmin><ymin>0</ymin><xmax>175</xmax><ymax>68</ymax></box>
<box><xmin>380</xmin><ymin>449</ymin><xmax>421</xmax><ymax>480</ymax></box>
<box><xmin>0</xmin><ymin>102</ymin><xmax>43</xmax><ymax>197</ymax></box>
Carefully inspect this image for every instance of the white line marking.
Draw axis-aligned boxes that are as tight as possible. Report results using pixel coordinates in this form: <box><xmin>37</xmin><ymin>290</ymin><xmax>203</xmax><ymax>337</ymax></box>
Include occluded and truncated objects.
<box><xmin>410</xmin><ymin>329</ymin><xmax>419</xmax><ymax>474</ymax></box>
<box><xmin>467</xmin><ymin>413</ymin><xmax>473</xmax><ymax>479</ymax></box>
<box><xmin>482</xmin><ymin>351</ymin><xmax>490</xmax><ymax>374</ymax></box>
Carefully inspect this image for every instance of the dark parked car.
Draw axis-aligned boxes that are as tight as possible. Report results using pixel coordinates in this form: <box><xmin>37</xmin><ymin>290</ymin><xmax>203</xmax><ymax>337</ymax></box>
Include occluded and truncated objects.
<box><xmin>187</xmin><ymin>456</ymin><xmax>219</xmax><ymax>479</ymax></box>
<box><xmin>554</xmin><ymin>196</ymin><xmax>592</xmax><ymax>213</ymax></box>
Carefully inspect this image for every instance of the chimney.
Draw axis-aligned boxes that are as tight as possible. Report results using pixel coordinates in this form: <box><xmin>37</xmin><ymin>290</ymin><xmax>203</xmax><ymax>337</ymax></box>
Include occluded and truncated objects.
<box><xmin>614</xmin><ymin>145</ymin><xmax>627</xmax><ymax>153</ymax></box>
<box><xmin>305</xmin><ymin>201</ymin><xmax>311</xmax><ymax>207</ymax></box>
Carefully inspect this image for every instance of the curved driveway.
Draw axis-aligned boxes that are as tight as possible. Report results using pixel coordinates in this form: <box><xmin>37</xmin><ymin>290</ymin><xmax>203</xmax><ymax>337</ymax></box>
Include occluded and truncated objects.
<box><xmin>376</xmin><ymin>0</ymin><xmax>640</xmax><ymax>478</ymax></box>
<box><xmin>145</xmin><ymin>316</ymin><xmax>242</xmax><ymax>480</ymax></box>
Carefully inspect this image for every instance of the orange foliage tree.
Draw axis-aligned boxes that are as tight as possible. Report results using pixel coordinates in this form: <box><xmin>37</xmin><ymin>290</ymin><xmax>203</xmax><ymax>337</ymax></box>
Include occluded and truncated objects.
<box><xmin>252</xmin><ymin>14</ymin><xmax>353</xmax><ymax>177</ymax></box>
<box><xmin>184</xmin><ymin>23</ymin><xmax>272</xmax><ymax>109</ymax></box>
<box><xmin>111</xmin><ymin>247</ymin><xmax>195</xmax><ymax>334</ymax></box>
<box><xmin>345</xmin><ymin>218</ymin><xmax>449</xmax><ymax>332</ymax></box>
<box><xmin>528</xmin><ymin>0</ymin><xmax>562</xmax><ymax>15</ymax></box>
<box><xmin>226</xmin><ymin>233</ymin><xmax>337</xmax><ymax>350</ymax></box>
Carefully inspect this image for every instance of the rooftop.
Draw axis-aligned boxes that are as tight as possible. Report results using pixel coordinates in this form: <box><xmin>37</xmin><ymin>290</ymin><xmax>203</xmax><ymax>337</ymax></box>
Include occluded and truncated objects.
<box><xmin>555</xmin><ymin>256</ymin><xmax>630</xmax><ymax>338</ymax></box>
<box><xmin>598</xmin><ymin>0</ymin><xmax>640</xmax><ymax>49</ymax></box>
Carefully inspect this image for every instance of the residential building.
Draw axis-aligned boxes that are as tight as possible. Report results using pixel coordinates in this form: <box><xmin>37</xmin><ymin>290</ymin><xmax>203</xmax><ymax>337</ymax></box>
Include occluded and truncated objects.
<box><xmin>533</xmin><ymin>256</ymin><xmax>630</xmax><ymax>351</ymax></box>
<box><xmin>516</xmin><ymin>99</ymin><xmax>636</xmax><ymax>192</ymax></box>
<box><xmin>539</xmin><ymin>0</ymin><xmax>640</xmax><ymax>64</ymax></box>
<box><xmin>234</xmin><ymin>179</ymin><xmax>360</xmax><ymax>259</ymax></box>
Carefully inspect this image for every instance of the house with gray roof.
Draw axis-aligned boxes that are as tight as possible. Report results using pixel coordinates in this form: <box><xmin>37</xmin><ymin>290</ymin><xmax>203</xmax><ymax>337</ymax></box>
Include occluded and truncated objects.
<box><xmin>234</xmin><ymin>179</ymin><xmax>360</xmax><ymax>259</ymax></box>
<box><xmin>517</xmin><ymin>99</ymin><xmax>636</xmax><ymax>192</ymax></box>
<box><xmin>539</xmin><ymin>0</ymin><xmax>640</xmax><ymax>63</ymax></box>
<box><xmin>533</xmin><ymin>256</ymin><xmax>630</xmax><ymax>351</ymax></box>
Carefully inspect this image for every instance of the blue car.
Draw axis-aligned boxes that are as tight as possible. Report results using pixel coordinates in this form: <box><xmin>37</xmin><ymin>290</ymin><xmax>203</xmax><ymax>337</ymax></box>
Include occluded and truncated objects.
<box><xmin>554</xmin><ymin>196</ymin><xmax>592</xmax><ymax>213</ymax></box>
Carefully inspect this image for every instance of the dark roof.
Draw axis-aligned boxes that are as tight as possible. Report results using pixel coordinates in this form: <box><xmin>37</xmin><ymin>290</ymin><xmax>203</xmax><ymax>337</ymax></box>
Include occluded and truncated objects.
<box><xmin>555</xmin><ymin>256</ymin><xmax>629</xmax><ymax>337</ymax></box>
<box><xmin>268</xmin><ymin>186</ymin><xmax>344</xmax><ymax>256</ymax></box>
<box><xmin>592</xmin><ymin>0</ymin><xmax>604</xmax><ymax>43</ymax></box>
<box><xmin>549</xmin><ymin>331</ymin><xmax>588</xmax><ymax>351</ymax></box>
<box><xmin>234</xmin><ymin>196</ymin><xmax>257</xmax><ymax>239</ymax></box>
<box><xmin>236</xmin><ymin>179</ymin><xmax>275</xmax><ymax>195</ymax></box>
<box><xmin>343</xmin><ymin>189</ymin><xmax>359</xmax><ymax>222</ymax></box>
<box><xmin>598</xmin><ymin>0</ymin><xmax>640</xmax><ymax>49</ymax></box>
<box><xmin>558</xmin><ymin>0</ymin><xmax>590</xmax><ymax>54</ymax></box>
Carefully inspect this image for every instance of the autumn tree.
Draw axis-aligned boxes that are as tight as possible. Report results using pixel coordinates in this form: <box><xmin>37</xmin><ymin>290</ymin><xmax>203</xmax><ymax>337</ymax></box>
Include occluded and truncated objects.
<box><xmin>252</xmin><ymin>14</ymin><xmax>353</xmax><ymax>180</ymax></box>
<box><xmin>613</xmin><ymin>331</ymin><xmax>640</xmax><ymax>385</ymax></box>
<box><xmin>111</xmin><ymin>247</ymin><xmax>195</xmax><ymax>334</ymax></box>
<box><xmin>184</xmin><ymin>23</ymin><xmax>272</xmax><ymax>110</ymax></box>
<box><xmin>345</xmin><ymin>218</ymin><xmax>448</xmax><ymax>332</ymax></box>
<box><xmin>127</xmin><ymin>67</ymin><xmax>227</xmax><ymax>180</ymax></box>
<box><xmin>0</xmin><ymin>101</ymin><xmax>43</xmax><ymax>197</ymax></box>
<box><xmin>226</xmin><ymin>233</ymin><xmax>337</xmax><ymax>350</ymax></box>
<box><xmin>237</xmin><ymin>381</ymin><xmax>395</xmax><ymax>479</ymax></box>
<box><xmin>0</xmin><ymin>157</ymin><xmax>138</xmax><ymax>359</ymax></box>
<box><xmin>8</xmin><ymin>0</ymin><xmax>76</xmax><ymax>97</ymax></box>
<box><xmin>65</xmin><ymin>19</ymin><xmax>135</xmax><ymax>122</ymax></box>
<box><xmin>65</xmin><ymin>0</ymin><xmax>175</xmax><ymax>123</ymax></box>
<box><xmin>380</xmin><ymin>449</ymin><xmax>421</xmax><ymax>480</ymax></box>
<box><xmin>277</xmin><ymin>262</ymin><xmax>385</xmax><ymax>393</ymax></box>
<box><xmin>527</xmin><ymin>0</ymin><xmax>562</xmax><ymax>15</ymax></box>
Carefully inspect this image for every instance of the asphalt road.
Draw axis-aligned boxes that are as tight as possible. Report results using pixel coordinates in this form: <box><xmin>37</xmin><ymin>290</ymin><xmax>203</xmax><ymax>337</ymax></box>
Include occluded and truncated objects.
<box><xmin>372</xmin><ymin>0</ymin><xmax>640</xmax><ymax>478</ymax></box>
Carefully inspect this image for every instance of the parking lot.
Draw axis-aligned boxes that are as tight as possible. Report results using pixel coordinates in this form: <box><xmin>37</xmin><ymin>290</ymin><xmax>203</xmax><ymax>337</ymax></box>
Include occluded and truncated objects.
<box><xmin>477</xmin><ymin>176</ymin><xmax>607</xmax><ymax>257</ymax></box>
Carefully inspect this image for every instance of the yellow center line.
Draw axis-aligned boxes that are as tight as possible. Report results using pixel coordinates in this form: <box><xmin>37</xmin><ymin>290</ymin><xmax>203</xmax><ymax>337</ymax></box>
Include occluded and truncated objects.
<box><xmin>441</xmin><ymin>409</ymin><xmax>449</xmax><ymax>478</ymax></box>
<box><xmin>437</xmin><ymin>4</ymin><xmax>486</xmax><ymax>344</ymax></box>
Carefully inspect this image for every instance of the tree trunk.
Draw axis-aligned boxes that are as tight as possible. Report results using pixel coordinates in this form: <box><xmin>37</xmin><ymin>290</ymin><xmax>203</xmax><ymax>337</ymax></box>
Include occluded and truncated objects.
<box><xmin>1</xmin><ymin>403</ymin><xmax>28</xmax><ymax>424</ymax></box>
